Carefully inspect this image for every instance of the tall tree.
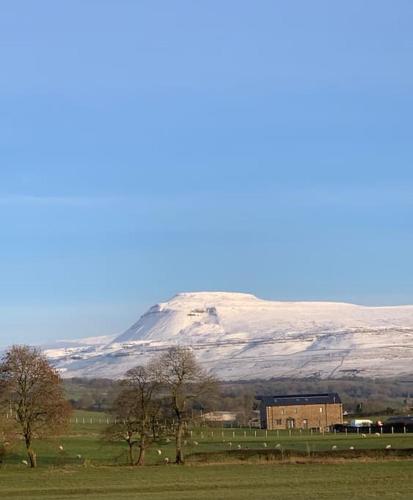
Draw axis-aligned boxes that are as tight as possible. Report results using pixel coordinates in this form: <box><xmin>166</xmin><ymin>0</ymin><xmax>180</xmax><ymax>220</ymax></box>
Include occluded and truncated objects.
<box><xmin>104</xmin><ymin>388</ymin><xmax>140</xmax><ymax>466</ymax></box>
<box><xmin>0</xmin><ymin>345</ymin><xmax>71</xmax><ymax>467</ymax></box>
<box><xmin>105</xmin><ymin>362</ymin><xmax>162</xmax><ymax>465</ymax></box>
<box><xmin>158</xmin><ymin>347</ymin><xmax>218</xmax><ymax>464</ymax></box>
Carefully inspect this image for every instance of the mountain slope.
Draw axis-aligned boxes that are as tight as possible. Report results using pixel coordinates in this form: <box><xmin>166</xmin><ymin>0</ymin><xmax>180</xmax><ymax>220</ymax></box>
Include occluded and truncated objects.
<box><xmin>44</xmin><ymin>292</ymin><xmax>413</xmax><ymax>380</ymax></box>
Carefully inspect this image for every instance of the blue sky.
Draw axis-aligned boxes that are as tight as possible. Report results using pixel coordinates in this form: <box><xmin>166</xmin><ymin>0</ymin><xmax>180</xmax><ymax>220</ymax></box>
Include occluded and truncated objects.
<box><xmin>1</xmin><ymin>1</ymin><xmax>413</xmax><ymax>344</ymax></box>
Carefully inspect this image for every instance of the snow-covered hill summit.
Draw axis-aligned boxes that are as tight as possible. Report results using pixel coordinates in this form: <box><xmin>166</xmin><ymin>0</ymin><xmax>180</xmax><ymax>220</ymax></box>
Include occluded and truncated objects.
<box><xmin>45</xmin><ymin>292</ymin><xmax>413</xmax><ymax>380</ymax></box>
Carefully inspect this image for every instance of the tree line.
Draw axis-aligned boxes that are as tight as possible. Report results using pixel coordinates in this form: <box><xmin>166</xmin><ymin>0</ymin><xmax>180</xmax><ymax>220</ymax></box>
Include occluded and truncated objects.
<box><xmin>0</xmin><ymin>345</ymin><xmax>217</xmax><ymax>467</ymax></box>
<box><xmin>65</xmin><ymin>374</ymin><xmax>413</xmax><ymax>419</ymax></box>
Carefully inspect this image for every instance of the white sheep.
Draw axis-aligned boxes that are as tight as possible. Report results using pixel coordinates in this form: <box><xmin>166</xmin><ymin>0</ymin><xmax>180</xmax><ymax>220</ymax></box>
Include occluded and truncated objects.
<box><xmin>361</xmin><ymin>434</ymin><xmax>367</xmax><ymax>438</ymax></box>
<box><xmin>164</xmin><ymin>457</ymin><xmax>169</xmax><ymax>464</ymax></box>
<box><xmin>157</xmin><ymin>449</ymin><xmax>162</xmax><ymax>455</ymax></box>
<box><xmin>21</xmin><ymin>460</ymin><xmax>28</xmax><ymax>466</ymax></box>
<box><xmin>237</xmin><ymin>444</ymin><xmax>241</xmax><ymax>449</ymax></box>
<box><xmin>263</xmin><ymin>442</ymin><xmax>268</xmax><ymax>448</ymax></box>
<box><xmin>77</xmin><ymin>454</ymin><xmax>82</xmax><ymax>460</ymax></box>
<box><xmin>193</xmin><ymin>441</ymin><xmax>199</xmax><ymax>446</ymax></box>
<box><xmin>332</xmin><ymin>445</ymin><xmax>337</xmax><ymax>450</ymax></box>
<box><xmin>386</xmin><ymin>444</ymin><xmax>392</xmax><ymax>449</ymax></box>
<box><xmin>275</xmin><ymin>443</ymin><xmax>281</xmax><ymax>449</ymax></box>
<box><xmin>59</xmin><ymin>445</ymin><xmax>64</xmax><ymax>451</ymax></box>
<box><xmin>375</xmin><ymin>433</ymin><xmax>381</xmax><ymax>437</ymax></box>
<box><xmin>349</xmin><ymin>446</ymin><xmax>355</xmax><ymax>450</ymax></box>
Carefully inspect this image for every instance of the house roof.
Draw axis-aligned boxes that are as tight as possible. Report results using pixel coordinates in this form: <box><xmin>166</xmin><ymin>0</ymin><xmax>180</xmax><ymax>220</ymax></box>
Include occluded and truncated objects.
<box><xmin>257</xmin><ymin>393</ymin><xmax>341</xmax><ymax>407</ymax></box>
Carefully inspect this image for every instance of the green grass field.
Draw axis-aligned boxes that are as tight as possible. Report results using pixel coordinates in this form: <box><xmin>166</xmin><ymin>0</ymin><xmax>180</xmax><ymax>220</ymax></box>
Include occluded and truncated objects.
<box><xmin>1</xmin><ymin>463</ymin><xmax>412</xmax><ymax>499</ymax></box>
<box><xmin>1</xmin><ymin>410</ymin><xmax>413</xmax><ymax>499</ymax></box>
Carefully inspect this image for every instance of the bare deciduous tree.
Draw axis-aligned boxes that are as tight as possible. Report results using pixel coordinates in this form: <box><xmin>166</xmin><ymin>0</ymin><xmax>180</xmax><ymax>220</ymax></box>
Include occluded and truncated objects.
<box><xmin>105</xmin><ymin>362</ymin><xmax>162</xmax><ymax>465</ymax></box>
<box><xmin>104</xmin><ymin>388</ymin><xmax>140</xmax><ymax>466</ymax></box>
<box><xmin>0</xmin><ymin>345</ymin><xmax>71</xmax><ymax>467</ymax></box>
<box><xmin>158</xmin><ymin>347</ymin><xmax>218</xmax><ymax>464</ymax></box>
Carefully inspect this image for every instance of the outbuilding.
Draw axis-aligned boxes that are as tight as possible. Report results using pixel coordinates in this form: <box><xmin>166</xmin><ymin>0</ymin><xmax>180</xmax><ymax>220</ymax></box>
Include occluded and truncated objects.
<box><xmin>258</xmin><ymin>393</ymin><xmax>343</xmax><ymax>430</ymax></box>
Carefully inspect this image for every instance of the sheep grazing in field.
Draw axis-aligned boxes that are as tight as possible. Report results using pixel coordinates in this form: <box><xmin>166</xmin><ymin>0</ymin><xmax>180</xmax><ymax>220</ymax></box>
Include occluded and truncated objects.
<box><xmin>157</xmin><ymin>449</ymin><xmax>162</xmax><ymax>455</ymax></box>
<box><xmin>237</xmin><ymin>444</ymin><xmax>241</xmax><ymax>449</ymax></box>
<box><xmin>331</xmin><ymin>445</ymin><xmax>337</xmax><ymax>450</ymax></box>
<box><xmin>193</xmin><ymin>441</ymin><xmax>199</xmax><ymax>446</ymax></box>
<box><xmin>263</xmin><ymin>442</ymin><xmax>268</xmax><ymax>448</ymax></box>
<box><xmin>349</xmin><ymin>446</ymin><xmax>355</xmax><ymax>450</ymax></box>
<box><xmin>275</xmin><ymin>444</ymin><xmax>281</xmax><ymax>449</ymax></box>
<box><xmin>77</xmin><ymin>454</ymin><xmax>82</xmax><ymax>460</ymax></box>
<box><xmin>21</xmin><ymin>460</ymin><xmax>28</xmax><ymax>466</ymax></box>
<box><xmin>59</xmin><ymin>445</ymin><xmax>64</xmax><ymax>451</ymax></box>
<box><xmin>386</xmin><ymin>444</ymin><xmax>392</xmax><ymax>449</ymax></box>
<box><xmin>164</xmin><ymin>457</ymin><xmax>169</xmax><ymax>464</ymax></box>
<box><xmin>361</xmin><ymin>434</ymin><xmax>367</xmax><ymax>438</ymax></box>
<box><xmin>228</xmin><ymin>442</ymin><xmax>232</xmax><ymax>447</ymax></box>
<box><xmin>375</xmin><ymin>433</ymin><xmax>381</xmax><ymax>437</ymax></box>
<box><xmin>165</xmin><ymin>438</ymin><xmax>171</xmax><ymax>443</ymax></box>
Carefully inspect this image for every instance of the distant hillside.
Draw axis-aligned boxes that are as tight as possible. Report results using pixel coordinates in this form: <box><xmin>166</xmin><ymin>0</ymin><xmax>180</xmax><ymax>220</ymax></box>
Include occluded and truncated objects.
<box><xmin>44</xmin><ymin>292</ymin><xmax>413</xmax><ymax>380</ymax></box>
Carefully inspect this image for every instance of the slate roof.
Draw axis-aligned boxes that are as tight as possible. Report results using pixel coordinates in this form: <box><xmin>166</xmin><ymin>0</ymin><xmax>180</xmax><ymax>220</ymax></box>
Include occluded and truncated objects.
<box><xmin>257</xmin><ymin>393</ymin><xmax>341</xmax><ymax>407</ymax></box>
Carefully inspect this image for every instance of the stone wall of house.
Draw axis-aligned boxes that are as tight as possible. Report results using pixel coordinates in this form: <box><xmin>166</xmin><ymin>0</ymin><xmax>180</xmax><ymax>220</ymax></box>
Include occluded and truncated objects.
<box><xmin>265</xmin><ymin>403</ymin><xmax>343</xmax><ymax>430</ymax></box>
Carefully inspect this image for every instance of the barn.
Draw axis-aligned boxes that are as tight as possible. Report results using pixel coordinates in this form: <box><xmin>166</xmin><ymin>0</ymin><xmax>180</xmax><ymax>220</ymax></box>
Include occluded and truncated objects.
<box><xmin>258</xmin><ymin>393</ymin><xmax>343</xmax><ymax>430</ymax></box>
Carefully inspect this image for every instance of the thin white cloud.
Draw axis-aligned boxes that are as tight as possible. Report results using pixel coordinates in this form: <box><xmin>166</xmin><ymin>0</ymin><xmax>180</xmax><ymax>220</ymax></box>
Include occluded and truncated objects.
<box><xmin>1</xmin><ymin>184</ymin><xmax>412</xmax><ymax>211</ymax></box>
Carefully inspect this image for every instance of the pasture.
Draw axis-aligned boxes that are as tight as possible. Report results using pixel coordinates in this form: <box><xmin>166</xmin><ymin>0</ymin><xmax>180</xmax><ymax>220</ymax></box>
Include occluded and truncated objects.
<box><xmin>1</xmin><ymin>410</ymin><xmax>412</xmax><ymax>499</ymax></box>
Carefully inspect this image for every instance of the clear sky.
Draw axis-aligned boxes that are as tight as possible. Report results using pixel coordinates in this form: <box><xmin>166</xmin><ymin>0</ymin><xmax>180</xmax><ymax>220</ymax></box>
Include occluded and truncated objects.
<box><xmin>1</xmin><ymin>1</ymin><xmax>413</xmax><ymax>345</ymax></box>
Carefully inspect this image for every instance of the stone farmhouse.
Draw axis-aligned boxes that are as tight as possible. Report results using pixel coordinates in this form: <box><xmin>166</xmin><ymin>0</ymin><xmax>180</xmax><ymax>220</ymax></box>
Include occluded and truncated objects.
<box><xmin>258</xmin><ymin>393</ymin><xmax>343</xmax><ymax>430</ymax></box>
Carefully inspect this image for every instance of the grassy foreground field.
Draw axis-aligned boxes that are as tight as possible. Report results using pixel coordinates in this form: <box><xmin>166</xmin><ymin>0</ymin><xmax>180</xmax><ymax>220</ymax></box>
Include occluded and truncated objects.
<box><xmin>0</xmin><ymin>462</ymin><xmax>412</xmax><ymax>499</ymax></box>
<box><xmin>1</xmin><ymin>411</ymin><xmax>413</xmax><ymax>499</ymax></box>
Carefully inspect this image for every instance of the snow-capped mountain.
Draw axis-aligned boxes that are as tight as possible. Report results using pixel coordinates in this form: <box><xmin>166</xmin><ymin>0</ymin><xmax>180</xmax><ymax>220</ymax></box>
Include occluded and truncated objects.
<box><xmin>44</xmin><ymin>292</ymin><xmax>413</xmax><ymax>380</ymax></box>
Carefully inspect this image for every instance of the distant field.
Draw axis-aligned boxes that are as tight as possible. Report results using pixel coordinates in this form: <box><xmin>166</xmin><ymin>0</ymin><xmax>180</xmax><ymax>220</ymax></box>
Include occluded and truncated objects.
<box><xmin>1</xmin><ymin>410</ymin><xmax>413</xmax><ymax>499</ymax></box>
